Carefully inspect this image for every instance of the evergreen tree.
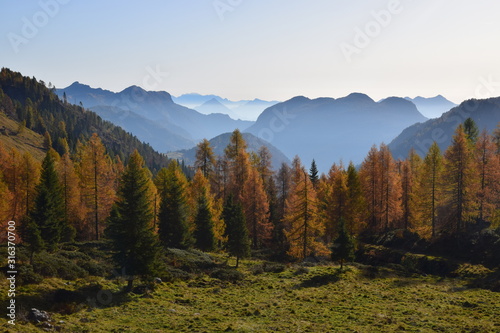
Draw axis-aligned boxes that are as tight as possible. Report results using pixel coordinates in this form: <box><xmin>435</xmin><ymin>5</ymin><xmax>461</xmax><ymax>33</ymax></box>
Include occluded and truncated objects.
<box><xmin>309</xmin><ymin>159</ymin><xmax>319</xmax><ymax>188</ymax></box>
<box><xmin>463</xmin><ymin>117</ymin><xmax>479</xmax><ymax>145</ymax></box>
<box><xmin>331</xmin><ymin>218</ymin><xmax>355</xmax><ymax>270</ymax></box>
<box><xmin>223</xmin><ymin>194</ymin><xmax>250</xmax><ymax>268</ymax></box>
<box><xmin>105</xmin><ymin>150</ymin><xmax>160</xmax><ymax>291</ymax></box>
<box><xmin>28</xmin><ymin>149</ymin><xmax>64</xmax><ymax>251</ymax></box>
<box><xmin>194</xmin><ymin>195</ymin><xmax>216</xmax><ymax>252</ymax></box>
<box><xmin>157</xmin><ymin>161</ymin><xmax>190</xmax><ymax>249</ymax></box>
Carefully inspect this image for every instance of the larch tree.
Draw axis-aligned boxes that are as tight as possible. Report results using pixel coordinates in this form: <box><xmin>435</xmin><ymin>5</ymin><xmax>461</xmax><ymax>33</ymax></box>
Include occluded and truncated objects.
<box><xmin>20</xmin><ymin>152</ymin><xmax>40</xmax><ymax>218</ymax></box>
<box><xmin>2</xmin><ymin>148</ymin><xmax>22</xmax><ymax>221</ymax></box>
<box><xmin>274</xmin><ymin>162</ymin><xmax>292</xmax><ymax>255</ymax></box>
<box><xmin>242</xmin><ymin>166</ymin><xmax>272</xmax><ymax>249</ymax></box>
<box><xmin>360</xmin><ymin>145</ymin><xmax>382</xmax><ymax>231</ymax></box>
<box><xmin>378</xmin><ymin>144</ymin><xmax>401</xmax><ymax>230</ymax></box>
<box><xmin>224</xmin><ymin>129</ymin><xmax>251</xmax><ymax>201</ymax></box>
<box><xmin>443</xmin><ymin>125</ymin><xmax>477</xmax><ymax>232</ymax></box>
<box><xmin>105</xmin><ymin>150</ymin><xmax>161</xmax><ymax>291</ymax></box>
<box><xmin>345</xmin><ymin>162</ymin><xmax>366</xmax><ymax>235</ymax></box>
<box><xmin>57</xmin><ymin>153</ymin><xmax>85</xmax><ymax>241</ymax></box>
<box><xmin>157</xmin><ymin>161</ymin><xmax>190</xmax><ymax>249</ymax></box>
<box><xmin>417</xmin><ymin>142</ymin><xmax>443</xmax><ymax>238</ymax></box>
<box><xmin>475</xmin><ymin>131</ymin><xmax>500</xmax><ymax>222</ymax></box>
<box><xmin>400</xmin><ymin>149</ymin><xmax>422</xmax><ymax>231</ymax></box>
<box><xmin>223</xmin><ymin>194</ymin><xmax>250</xmax><ymax>268</ymax></box>
<box><xmin>195</xmin><ymin>139</ymin><xmax>216</xmax><ymax>179</ymax></box>
<box><xmin>76</xmin><ymin>133</ymin><xmax>116</xmax><ymax>240</ymax></box>
<box><xmin>285</xmin><ymin>161</ymin><xmax>327</xmax><ymax>260</ymax></box>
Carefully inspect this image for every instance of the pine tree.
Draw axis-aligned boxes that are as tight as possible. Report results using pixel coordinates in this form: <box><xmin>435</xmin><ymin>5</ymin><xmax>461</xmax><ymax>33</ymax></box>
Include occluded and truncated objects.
<box><xmin>360</xmin><ymin>145</ymin><xmax>381</xmax><ymax>231</ymax></box>
<box><xmin>105</xmin><ymin>150</ymin><xmax>160</xmax><ymax>291</ymax></box>
<box><xmin>194</xmin><ymin>195</ymin><xmax>216</xmax><ymax>252</ymax></box>
<box><xmin>309</xmin><ymin>159</ymin><xmax>319</xmax><ymax>188</ymax></box>
<box><xmin>28</xmin><ymin>149</ymin><xmax>64</xmax><ymax>251</ymax></box>
<box><xmin>331</xmin><ymin>218</ymin><xmax>355</xmax><ymax>270</ymax></box>
<box><xmin>274</xmin><ymin>163</ymin><xmax>292</xmax><ymax>255</ymax></box>
<box><xmin>223</xmin><ymin>194</ymin><xmax>250</xmax><ymax>268</ymax></box>
<box><xmin>157</xmin><ymin>161</ymin><xmax>190</xmax><ymax>249</ymax></box>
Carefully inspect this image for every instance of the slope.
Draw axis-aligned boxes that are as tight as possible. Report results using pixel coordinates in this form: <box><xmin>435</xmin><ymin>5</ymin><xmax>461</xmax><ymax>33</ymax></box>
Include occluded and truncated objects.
<box><xmin>0</xmin><ymin>68</ymin><xmax>170</xmax><ymax>172</ymax></box>
<box><xmin>389</xmin><ymin>97</ymin><xmax>500</xmax><ymax>159</ymax></box>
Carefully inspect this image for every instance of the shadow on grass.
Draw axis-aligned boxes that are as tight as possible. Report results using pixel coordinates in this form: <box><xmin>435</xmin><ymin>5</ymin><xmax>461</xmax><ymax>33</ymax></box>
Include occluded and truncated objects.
<box><xmin>16</xmin><ymin>283</ymin><xmax>133</xmax><ymax>316</ymax></box>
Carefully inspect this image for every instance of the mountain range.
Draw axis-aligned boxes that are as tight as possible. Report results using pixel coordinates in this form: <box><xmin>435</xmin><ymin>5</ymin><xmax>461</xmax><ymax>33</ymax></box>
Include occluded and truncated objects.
<box><xmin>389</xmin><ymin>97</ymin><xmax>500</xmax><ymax>160</ymax></box>
<box><xmin>245</xmin><ymin>93</ymin><xmax>428</xmax><ymax>172</ymax></box>
<box><xmin>404</xmin><ymin>95</ymin><xmax>457</xmax><ymax>118</ymax></box>
<box><xmin>174</xmin><ymin>93</ymin><xmax>279</xmax><ymax>121</ymax></box>
<box><xmin>57</xmin><ymin>83</ymin><xmax>253</xmax><ymax>152</ymax></box>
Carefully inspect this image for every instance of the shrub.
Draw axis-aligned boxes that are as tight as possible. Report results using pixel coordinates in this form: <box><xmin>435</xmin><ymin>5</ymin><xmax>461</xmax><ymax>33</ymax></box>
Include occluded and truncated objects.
<box><xmin>33</xmin><ymin>253</ymin><xmax>88</xmax><ymax>280</ymax></box>
<box><xmin>17</xmin><ymin>265</ymin><xmax>43</xmax><ymax>285</ymax></box>
<box><xmin>210</xmin><ymin>268</ymin><xmax>245</xmax><ymax>282</ymax></box>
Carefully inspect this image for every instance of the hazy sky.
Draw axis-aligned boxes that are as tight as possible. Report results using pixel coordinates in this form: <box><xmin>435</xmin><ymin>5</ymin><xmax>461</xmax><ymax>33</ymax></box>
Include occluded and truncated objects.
<box><xmin>2</xmin><ymin>0</ymin><xmax>500</xmax><ymax>103</ymax></box>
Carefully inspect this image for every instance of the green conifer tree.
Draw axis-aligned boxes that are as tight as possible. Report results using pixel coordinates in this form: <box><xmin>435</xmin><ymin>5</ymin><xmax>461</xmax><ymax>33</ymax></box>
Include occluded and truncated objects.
<box><xmin>157</xmin><ymin>161</ymin><xmax>190</xmax><ymax>249</ymax></box>
<box><xmin>28</xmin><ymin>149</ymin><xmax>64</xmax><ymax>252</ymax></box>
<box><xmin>194</xmin><ymin>195</ymin><xmax>216</xmax><ymax>252</ymax></box>
<box><xmin>223</xmin><ymin>194</ymin><xmax>250</xmax><ymax>268</ymax></box>
<box><xmin>105</xmin><ymin>150</ymin><xmax>160</xmax><ymax>291</ymax></box>
<box><xmin>331</xmin><ymin>218</ymin><xmax>355</xmax><ymax>270</ymax></box>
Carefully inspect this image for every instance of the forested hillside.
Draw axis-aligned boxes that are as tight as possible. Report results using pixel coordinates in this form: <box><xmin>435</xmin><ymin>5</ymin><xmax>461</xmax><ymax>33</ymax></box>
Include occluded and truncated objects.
<box><xmin>0</xmin><ymin>68</ymin><xmax>170</xmax><ymax>172</ymax></box>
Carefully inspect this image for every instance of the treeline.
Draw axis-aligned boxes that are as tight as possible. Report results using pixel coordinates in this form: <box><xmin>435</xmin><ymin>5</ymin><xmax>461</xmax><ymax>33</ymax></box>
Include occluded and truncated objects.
<box><xmin>3</xmin><ymin>120</ymin><xmax>499</xmax><ymax>272</ymax></box>
<box><xmin>0</xmin><ymin>67</ymin><xmax>170</xmax><ymax>172</ymax></box>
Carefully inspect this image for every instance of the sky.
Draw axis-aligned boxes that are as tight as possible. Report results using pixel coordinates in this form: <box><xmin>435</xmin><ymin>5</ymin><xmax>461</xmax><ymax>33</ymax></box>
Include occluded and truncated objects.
<box><xmin>1</xmin><ymin>0</ymin><xmax>500</xmax><ymax>103</ymax></box>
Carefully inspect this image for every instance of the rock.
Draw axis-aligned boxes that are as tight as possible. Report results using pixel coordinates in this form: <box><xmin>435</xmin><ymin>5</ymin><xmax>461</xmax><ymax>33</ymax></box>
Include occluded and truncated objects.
<box><xmin>154</xmin><ymin>277</ymin><xmax>162</xmax><ymax>284</ymax></box>
<box><xmin>28</xmin><ymin>308</ymin><xmax>50</xmax><ymax>323</ymax></box>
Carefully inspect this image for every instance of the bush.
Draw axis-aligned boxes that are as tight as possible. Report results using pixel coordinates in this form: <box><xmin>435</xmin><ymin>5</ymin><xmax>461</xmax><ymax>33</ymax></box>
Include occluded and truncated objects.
<box><xmin>17</xmin><ymin>265</ymin><xmax>43</xmax><ymax>285</ymax></box>
<box><xmin>57</xmin><ymin>250</ymin><xmax>92</xmax><ymax>261</ymax></box>
<box><xmin>251</xmin><ymin>262</ymin><xmax>287</xmax><ymax>275</ymax></box>
<box><xmin>210</xmin><ymin>268</ymin><xmax>245</xmax><ymax>283</ymax></box>
<box><xmin>33</xmin><ymin>253</ymin><xmax>88</xmax><ymax>280</ymax></box>
<box><xmin>165</xmin><ymin>248</ymin><xmax>217</xmax><ymax>272</ymax></box>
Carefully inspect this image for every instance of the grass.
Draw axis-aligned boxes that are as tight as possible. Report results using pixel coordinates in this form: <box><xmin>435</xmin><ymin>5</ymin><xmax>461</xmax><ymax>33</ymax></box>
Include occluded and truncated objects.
<box><xmin>0</xmin><ymin>112</ymin><xmax>46</xmax><ymax>160</ymax></box>
<box><xmin>1</xmin><ymin>258</ymin><xmax>499</xmax><ymax>332</ymax></box>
